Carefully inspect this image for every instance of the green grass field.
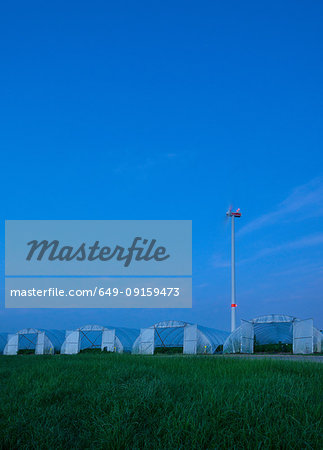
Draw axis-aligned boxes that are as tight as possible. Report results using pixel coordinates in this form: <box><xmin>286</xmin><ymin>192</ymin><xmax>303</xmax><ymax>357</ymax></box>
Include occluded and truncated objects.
<box><xmin>0</xmin><ymin>354</ymin><xmax>322</xmax><ymax>449</ymax></box>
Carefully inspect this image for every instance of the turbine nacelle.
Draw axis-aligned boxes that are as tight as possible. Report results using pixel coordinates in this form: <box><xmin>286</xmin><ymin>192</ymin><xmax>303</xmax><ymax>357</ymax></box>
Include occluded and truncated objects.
<box><xmin>226</xmin><ymin>207</ymin><xmax>241</xmax><ymax>218</ymax></box>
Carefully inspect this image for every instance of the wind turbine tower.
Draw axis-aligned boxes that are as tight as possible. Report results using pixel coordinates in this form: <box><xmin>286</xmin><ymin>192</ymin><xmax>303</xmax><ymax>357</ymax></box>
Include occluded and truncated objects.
<box><xmin>226</xmin><ymin>207</ymin><xmax>241</xmax><ymax>332</ymax></box>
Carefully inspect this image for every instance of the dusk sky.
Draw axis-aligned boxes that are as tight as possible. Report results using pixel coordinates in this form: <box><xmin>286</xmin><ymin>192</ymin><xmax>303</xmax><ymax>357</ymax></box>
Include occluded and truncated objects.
<box><xmin>0</xmin><ymin>1</ymin><xmax>322</xmax><ymax>332</ymax></box>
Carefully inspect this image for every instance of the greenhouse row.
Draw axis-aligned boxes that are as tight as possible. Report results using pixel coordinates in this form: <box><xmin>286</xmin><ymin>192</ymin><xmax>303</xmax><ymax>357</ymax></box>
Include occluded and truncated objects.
<box><xmin>1</xmin><ymin>315</ymin><xmax>322</xmax><ymax>356</ymax></box>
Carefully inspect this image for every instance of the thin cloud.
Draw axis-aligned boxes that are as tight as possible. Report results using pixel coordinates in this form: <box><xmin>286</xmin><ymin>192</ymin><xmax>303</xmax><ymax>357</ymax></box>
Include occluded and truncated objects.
<box><xmin>194</xmin><ymin>283</ymin><xmax>210</xmax><ymax>288</ymax></box>
<box><xmin>113</xmin><ymin>157</ymin><xmax>157</xmax><ymax>174</ymax></box>
<box><xmin>213</xmin><ymin>232</ymin><xmax>323</xmax><ymax>268</ymax></box>
<box><xmin>240</xmin><ymin>232</ymin><xmax>323</xmax><ymax>265</ymax></box>
<box><xmin>113</xmin><ymin>153</ymin><xmax>179</xmax><ymax>174</ymax></box>
<box><xmin>212</xmin><ymin>254</ymin><xmax>230</xmax><ymax>269</ymax></box>
<box><xmin>270</xmin><ymin>262</ymin><xmax>323</xmax><ymax>278</ymax></box>
<box><xmin>238</xmin><ymin>177</ymin><xmax>323</xmax><ymax>236</ymax></box>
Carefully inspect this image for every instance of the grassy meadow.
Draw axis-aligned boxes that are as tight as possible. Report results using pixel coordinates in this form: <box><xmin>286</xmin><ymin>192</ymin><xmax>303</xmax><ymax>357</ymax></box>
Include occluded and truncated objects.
<box><xmin>0</xmin><ymin>353</ymin><xmax>322</xmax><ymax>449</ymax></box>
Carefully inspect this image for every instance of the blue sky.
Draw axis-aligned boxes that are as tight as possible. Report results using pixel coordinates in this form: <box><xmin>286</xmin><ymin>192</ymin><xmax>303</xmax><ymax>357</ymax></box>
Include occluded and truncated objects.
<box><xmin>0</xmin><ymin>1</ymin><xmax>322</xmax><ymax>332</ymax></box>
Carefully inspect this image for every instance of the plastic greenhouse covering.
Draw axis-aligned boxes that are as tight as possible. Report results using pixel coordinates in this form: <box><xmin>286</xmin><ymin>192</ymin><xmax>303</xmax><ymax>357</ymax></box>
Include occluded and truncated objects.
<box><xmin>1</xmin><ymin>315</ymin><xmax>320</xmax><ymax>356</ymax></box>
<box><xmin>223</xmin><ymin>315</ymin><xmax>322</xmax><ymax>354</ymax></box>
<box><xmin>132</xmin><ymin>320</ymin><xmax>229</xmax><ymax>355</ymax></box>
<box><xmin>3</xmin><ymin>328</ymin><xmax>65</xmax><ymax>355</ymax></box>
<box><xmin>60</xmin><ymin>325</ymin><xmax>140</xmax><ymax>354</ymax></box>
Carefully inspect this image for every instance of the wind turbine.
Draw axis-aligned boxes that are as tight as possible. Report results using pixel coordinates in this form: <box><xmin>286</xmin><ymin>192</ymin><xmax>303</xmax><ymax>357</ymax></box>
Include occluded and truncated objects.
<box><xmin>226</xmin><ymin>207</ymin><xmax>241</xmax><ymax>332</ymax></box>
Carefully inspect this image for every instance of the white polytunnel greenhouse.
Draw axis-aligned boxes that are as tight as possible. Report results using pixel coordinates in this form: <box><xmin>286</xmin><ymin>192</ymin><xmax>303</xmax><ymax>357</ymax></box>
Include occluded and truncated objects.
<box><xmin>3</xmin><ymin>328</ymin><xmax>65</xmax><ymax>355</ymax></box>
<box><xmin>61</xmin><ymin>324</ymin><xmax>140</xmax><ymax>354</ymax></box>
<box><xmin>132</xmin><ymin>320</ymin><xmax>229</xmax><ymax>355</ymax></box>
<box><xmin>223</xmin><ymin>314</ymin><xmax>322</xmax><ymax>354</ymax></box>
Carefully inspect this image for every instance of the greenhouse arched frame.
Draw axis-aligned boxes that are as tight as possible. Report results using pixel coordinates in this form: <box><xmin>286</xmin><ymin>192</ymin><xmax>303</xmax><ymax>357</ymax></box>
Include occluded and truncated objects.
<box><xmin>223</xmin><ymin>314</ymin><xmax>322</xmax><ymax>354</ymax></box>
<box><xmin>132</xmin><ymin>320</ymin><xmax>229</xmax><ymax>355</ymax></box>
